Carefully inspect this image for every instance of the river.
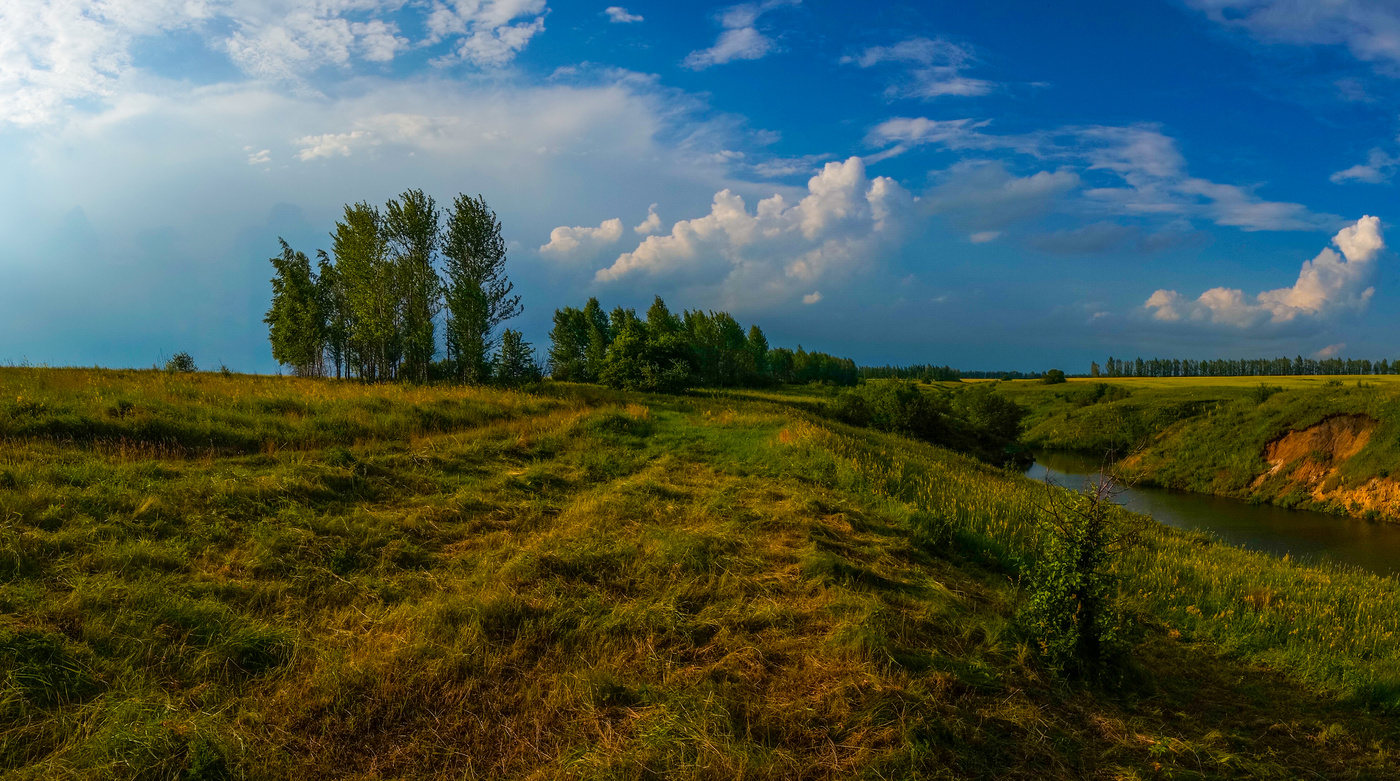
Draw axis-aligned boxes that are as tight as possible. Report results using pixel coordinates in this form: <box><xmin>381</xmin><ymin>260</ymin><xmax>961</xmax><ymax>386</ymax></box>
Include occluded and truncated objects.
<box><xmin>1025</xmin><ymin>450</ymin><xmax>1400</xmax><ymax>577</ymax></box>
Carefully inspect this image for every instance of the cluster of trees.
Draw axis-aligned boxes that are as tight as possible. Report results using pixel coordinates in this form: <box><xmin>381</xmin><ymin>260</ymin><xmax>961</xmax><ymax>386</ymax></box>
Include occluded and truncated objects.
<box><xmin>859</xmin><ymin>364</ymin><xmax>964</xmax><ymax>382</ymax></box>
<box><xmin>264</xmin><ymin>190</ymin><xmax>538</xmax><ymax>385</ymax></box>
<box><xmin>1093</xmin><ymin>355</ymin><xmax>1399</xmax><ymax>378</ymax></box>
<box><xmin>548</xmin><ymin>296</ymin><xmax>858</xmax><ymax>391</ymax></box>
<box><xmin>860</xmin><ymin>365</ymin><xmax>1048</xmax><ymax>381</ymax></box>
<box><xmin>831</xmin><ymin>381</ymin><xmax>1028</xmax><ymax>465</ymax></box>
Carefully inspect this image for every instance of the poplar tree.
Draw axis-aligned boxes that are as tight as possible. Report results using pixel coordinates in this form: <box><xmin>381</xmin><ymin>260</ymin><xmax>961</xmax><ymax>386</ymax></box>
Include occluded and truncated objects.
<box><xmin>333</xmin><ymin>202</ymin><xmax>395</xmax><ymax>381</ymax></box>
<box><xmin>582</xmin><ymin>297</ymin><xmax>610</xmax><ymax>382</ymax></box>
<box><xmin>442</xmin><ymin>194</ymin><xmax>520</xmax><ymax>383</ymax></box>
<box><xmin>265</xmin><ymin>239</ymin><xmax>325</xmax><ymax>376</ymax></box>
<box><xmin>316</xmin><ymin>250</ymin><xmax>348</xmax><ymax>379</ymax></box>
<box><xmin>547</xmin><ymin>306</ymin><xmax>590</xmax><ymax>381</ymax></box>
<box><xmin>385</xmin><ymin>189</ymin><xmax>441</xmax><ymax>383</ymax></box>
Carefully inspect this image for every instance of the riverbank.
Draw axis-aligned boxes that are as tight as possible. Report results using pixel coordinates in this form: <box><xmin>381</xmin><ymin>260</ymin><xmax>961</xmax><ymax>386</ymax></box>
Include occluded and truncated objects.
<box><xmin>5</xmin><ymin>368</ymin><xmax>1400</xmax><ymax>778</ymax></box>
<box><xmin>999</xmin><ymin>376</ymin><xmax>1400</xmax><ymax>522</ymax></box>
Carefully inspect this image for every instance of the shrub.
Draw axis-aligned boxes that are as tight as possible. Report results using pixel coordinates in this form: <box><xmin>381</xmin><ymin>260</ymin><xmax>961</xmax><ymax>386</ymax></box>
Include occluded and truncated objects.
<box><xmin>1020</xmin><ymin>474</ymin><xmax>1141</xmax><ymax>681</ymax></box>
<box><xmin>165</xmin><ymin>352</ymin><xmax>197</xmax><ymax>373</ymax></box>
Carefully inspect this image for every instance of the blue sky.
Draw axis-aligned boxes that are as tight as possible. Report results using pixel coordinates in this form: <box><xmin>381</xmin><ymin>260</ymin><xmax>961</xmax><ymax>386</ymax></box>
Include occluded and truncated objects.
<box><xmin>1</xmin><ymin>0</ymin><xmax>1398</xmax><ymax>372</ymax></box>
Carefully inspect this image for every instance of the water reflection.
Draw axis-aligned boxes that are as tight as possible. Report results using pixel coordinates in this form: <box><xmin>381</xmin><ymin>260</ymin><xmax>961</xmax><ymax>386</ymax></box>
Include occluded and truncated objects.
<box><xmin>1026</xmin><ymin>450</ymin><xmax>1400</xmax><ymax>577</ymax></box>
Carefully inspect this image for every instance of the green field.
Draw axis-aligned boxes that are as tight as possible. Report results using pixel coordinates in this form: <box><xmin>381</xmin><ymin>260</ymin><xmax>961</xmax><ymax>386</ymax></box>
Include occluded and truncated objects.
<box><xmin>4</xmin><ymin>368</ymin><xmax>1400</xmax><ymax>778</ymax></box>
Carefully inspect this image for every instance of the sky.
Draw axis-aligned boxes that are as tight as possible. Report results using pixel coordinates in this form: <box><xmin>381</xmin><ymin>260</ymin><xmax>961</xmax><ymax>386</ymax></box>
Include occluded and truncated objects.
<box><xmin>2</xmin><ymin>0</ymin><xmax>1399</xmax><ymax>373</ymax></box>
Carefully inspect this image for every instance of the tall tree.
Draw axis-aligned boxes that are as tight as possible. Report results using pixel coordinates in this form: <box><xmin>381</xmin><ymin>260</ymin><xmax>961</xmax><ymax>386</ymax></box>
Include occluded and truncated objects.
<box><xmin>746</xmin><ymin>324</ymin><xmax>769</xmax><ymax>382</ymax></box>
<box><xmin>384</xmin><ymin>189</ymin><xmax>442</xmax><ymax>383</ymax></box>
<box><xmin>316</xmin><ymin>250</ymin><xmax>348</xmax><ymax>379</ymax></box>
<box><xmin>333</xmin><ymin>202</ymin><xmax>396</xmax><ymax>381</ymax></box>
<box><xmin>582</xmin><ymin>297</ymin><xmax>610</xmax><ymax>382</ymax></box>
<box><xmin>442</xmin><ymin>194</ymin><xmax>521</xmax><ymax>383</ymax></box>
<box><xmin>265</xmin><ymin>239</ymin><xmax>325</xmax><ymax>377</ymax></box>
<box><xmin>547</xmin><ymin>306</ymin><xmax>590</xmax><ymax>381</ymax></box>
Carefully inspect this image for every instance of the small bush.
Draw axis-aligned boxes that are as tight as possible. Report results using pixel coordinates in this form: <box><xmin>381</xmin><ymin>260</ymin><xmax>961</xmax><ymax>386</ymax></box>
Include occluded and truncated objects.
<box><xmin>1021</xmin><ymin>474</ymin><xmax>1141</xmax><ymax>681</ymax></box>
<box><xmin>165</xmin><ymin>352</ymin><xmax>197</xmax><ymax>373</ymax></box>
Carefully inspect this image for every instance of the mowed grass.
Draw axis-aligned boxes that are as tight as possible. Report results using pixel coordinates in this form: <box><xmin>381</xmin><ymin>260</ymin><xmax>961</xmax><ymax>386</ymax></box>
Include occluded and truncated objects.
<box><xmin>3</xmin><ymin>368</ymin><xmax>1400</xmax><ymax>778</ymax></box>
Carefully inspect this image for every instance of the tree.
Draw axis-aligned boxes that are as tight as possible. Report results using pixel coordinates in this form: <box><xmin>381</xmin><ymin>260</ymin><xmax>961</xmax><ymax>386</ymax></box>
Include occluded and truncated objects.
<box><xmin>494</xmin><ymin>329</ymin><xmax>541</xmax><ymax>386</ymax></box>
<box><xmin>265</xmin><ymin>239</ymin><xmax>325</xmax><ymax>376</ymax></box>
<box><xmin>1090</xmin><ymin>361</ymin><xmax>1100</xmax><ymax>378</ymax></box>
<box><xmin>547</xmin><ymin>306</ymin><xmax>590</xmax><ymax>381</ymax></box>
<box><xmin>442</xmin><ymin>194</ymin><xmax>521</xmax><ymax>383</ymax></box>
<box><xmin>746</xmin><ymin>325</ymin><xmax>770</xmax><ymax>382</ymax></box>
<box><xmin>1042</xmin><ymin>369</ymin><xmax>1067</xmax><ymax>384</ymax></box>
<box><xmin>582</xmin><ymin>297</ymin><xmax>610</xmax><ymax>381</ymax></box>
<box><xmin>384</xmin><ymin>189</ymin><xmax>441</xmax><ymax>383</ymax></box>
<box><xmin>333</xmin><ymin>203</ymin><xmax>395</xmax><ymax>381</ymax></box>
<box><xmin>316</xmin><ymin>250</ymin><xmax>348</xmax><ymax>379</ymax></box>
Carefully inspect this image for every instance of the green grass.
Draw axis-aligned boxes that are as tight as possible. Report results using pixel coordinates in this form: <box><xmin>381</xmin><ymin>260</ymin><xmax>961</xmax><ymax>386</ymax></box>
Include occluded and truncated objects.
<box><xmin>3</xmin><ymin>368</ymin><xmax>1400</xmax><ymax>778</ymax></box>
<box><xmin>988</xmin><ymin>376</ymin><xmax>1400</xmax><ymax>516</ymax></box>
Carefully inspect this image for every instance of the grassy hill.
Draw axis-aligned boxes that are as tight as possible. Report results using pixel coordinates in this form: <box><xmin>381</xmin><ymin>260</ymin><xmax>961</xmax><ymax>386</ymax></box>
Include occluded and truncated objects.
<box><xmin>4</xmin><ymin>369</ymin><xmax>1400</xmax><ymax>778</ymax></box>
<box><xmin>999</xmin><ymin>376</ymin><xmax>1400</xmax><ymax>519</ymax></box>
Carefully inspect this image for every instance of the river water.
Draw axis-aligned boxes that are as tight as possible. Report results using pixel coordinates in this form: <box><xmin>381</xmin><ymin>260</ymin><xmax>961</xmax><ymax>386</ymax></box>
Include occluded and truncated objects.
<box><xmin>1025</xmin><ymin>451</ymin><xmax>1400</xmax><ymax>577</ymax></box>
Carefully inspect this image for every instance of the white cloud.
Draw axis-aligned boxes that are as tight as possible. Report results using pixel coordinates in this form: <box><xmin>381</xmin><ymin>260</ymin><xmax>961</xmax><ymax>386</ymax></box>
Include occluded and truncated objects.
<box><xmin>247</xmin><ymin>148</ymin><xmax>271</xmax><ymax>165</ymax></box>
<box><xmin>843</xmin><ymin>37</ymin><xmax>994</xmax><ymax>100</ymax></box>
<box><xmin>1316</xmin><ymin>342</ymin><xmax>1346</xmax><ymax>358</ymax></box>
<box><xmin>1332</xmin><ymin>146</ymin><xmax>1400</xmax><ymax>183</ymax></box>
<box><xmin>634</xmin><ymin>204</ymin><xmax>662</xmax><ymax>235</ymax></box>
<box><xmin>969</xmin><ymin>231</ymin><xmax>1000</xmax><ymax>243</ymax></box>
<box><xmin>295</xmin><ymin>130</ymin><xmax>370</xmax><ymax>160</ymax></box>
<box><xmin>802</xmin><ymin>291</ymin><xmax>822</xmax><ymax>304</ymax></box>
<box><xmin>925</xmin><ymin>161</ymin><xmax>1081</xmax><ymax>233</ymax></box>
<box><xmin>604</xmin><ymin>6</ymin><xmax>642</xmax><ymax>23</ymax></box>
<box><xmin>1144</xmin><ymin>215</ymin><xmax>1385</xmax><ymax>329</ymax></box>
<box><xmin>1187</xmin><ymin>1</ymin><xmax>1400</xmax><ymax>72</ymax></box>
<box><xmin>872</xmin><ymin>119</ymin><xmax>1335</xmax><ymax>233</ymax></box>
<box><xmin>539</xmin><ymin>218</ymin><xmax>624</xmax><ymax>260</ymax></box>
<box><xmin>0</xmin><ymin>0</ymin><xmax>549</xmax><ymax>125</ymax></box>
<box><xmin>595</xmin><ymin>156</ymin><xmax>914</xmax><ymax>307</ymax></box>
<box><xmin>683</xmin><ymin>0</ymin><xmax>799</xmax><ymax>70</ymax></box>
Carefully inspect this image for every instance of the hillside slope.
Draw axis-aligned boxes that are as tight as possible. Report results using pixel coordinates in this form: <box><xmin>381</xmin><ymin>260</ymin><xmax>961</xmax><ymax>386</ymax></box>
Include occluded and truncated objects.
<box><xmin>2</xmin><ymin>369</ymin><xmax>1400</xmax><ymax>778</ymax></box>
<box><xmin>1006</xmin><ymin>376</ymin><xmax>1400</xmax><ymax>520</ymax></box>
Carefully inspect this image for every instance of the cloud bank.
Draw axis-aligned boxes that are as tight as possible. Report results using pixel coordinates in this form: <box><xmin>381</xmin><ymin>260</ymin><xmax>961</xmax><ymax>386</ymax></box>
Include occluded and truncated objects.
<box><xmin>1144</xmin><ymin>215</ymin><xmax>1384</xmax><ymax>329</ymax></box>
<box><xmin>594</xmin><ymin>156</ymin><xmax>913</xmax><ymax>307</ymax></box>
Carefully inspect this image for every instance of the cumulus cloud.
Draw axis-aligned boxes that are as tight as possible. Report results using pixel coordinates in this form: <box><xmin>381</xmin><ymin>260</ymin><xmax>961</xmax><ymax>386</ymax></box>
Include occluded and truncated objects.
<box><xmin>1316</xmin><ymin>342</ymin><xmax>1346</xmax><ymax>358</ymax></box>
<box><xmin>1332</xmin><ymin>146</ymin><xmax>1400</xmax><ymax>183</ymax></box>
<box><xmin>802</xmin><ymin>291</ymin><xmax>823</xmax><ymax>304</ymax></box>
<box><xmin>0</xmin><ymin>0</ymin><xmax>549</xmax><ymax>125</ymax></box>
<box><xmin>842</xmin><ymin>37</ymin><xmax>994</xmax><ymax>100</ymax></box>
<box><xmin>595</xmin><ymin>157</ymin><xmax>914</xmax><ymax>306</ymax></box>
<box><xmin>1144</xmin><ymin>215</ymin><xmax>1385</xmax><ymax>329</ymax></box>
<box><xmin>1187</xmin><ymin>1</ymin><xmax>1400</xmax><ymax>72</ymax></box>
<box><xmin>634</xmin><ymin>204</ymin><xmax>663</xmax><ymax>235</ymax></box>
<box><xmin>683</xmin><ymin>0</ymin><xmax>799</xmax><ymax>70</ymax></box>
<box><xmin>539</xmin><ymin>218</ymin><xmax>624</xmax><ymax>260</ymax></box>
<box><xmin>604</xmin><ymin>7</ymin><xmax>643</xmax><ymax>23</ymax></box>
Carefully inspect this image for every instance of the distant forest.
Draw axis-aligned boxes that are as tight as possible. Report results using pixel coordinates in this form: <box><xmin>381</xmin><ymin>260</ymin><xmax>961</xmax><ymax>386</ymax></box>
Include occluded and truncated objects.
<box><xmin>859</xmin><ymin>365</ymin><xmax>1045</xmax><ymax>382</ymax></box>
<box><xmin>1094</xmin><ymin>356</ymin><xmax>1400</xmax><ymax>377</ymax></box>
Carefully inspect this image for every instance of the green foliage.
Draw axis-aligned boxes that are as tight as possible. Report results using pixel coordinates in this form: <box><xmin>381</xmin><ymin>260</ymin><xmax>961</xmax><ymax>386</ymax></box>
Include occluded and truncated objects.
<box><xmin>384</xmin><ymin>189</ymin><xmax>442</xmax><ymax>384</ymax></box>
<box><xmin>550</xmin><ymin>295</ymin><xmax>855</xmax><ymax>391</ymax></box>
<box><xmin>1019</xmin><ymin>478</ymin><xmax>1137</xmax><ymax>680</ymax></box>
<box><xmin>442</xmin><ymin>193</ymin><xmax>521</xmax><ymax>384</ymax></box>
<box><xmin>831</xmin><ymin>381</ymin><xmax>1027</xmax><ymax>465</ymax></box>
<box><xmin>264</xmin><ymin>239</ymin><xmax>324</xmax><ymax>376</ymax></box>
<box><xmin>493</xmin><ymin>329</ymin><xmax>541</xmax><ymax>387</ymax></box>
<box><xmin>164</xmin><ymin>352</ymin><xmax>197</xmax><ymax>374</ymax></box>
<box><xmin>1041</xmin><ymin>369</ymin><xmax>1066</xmax><ymax>384</ymax></box>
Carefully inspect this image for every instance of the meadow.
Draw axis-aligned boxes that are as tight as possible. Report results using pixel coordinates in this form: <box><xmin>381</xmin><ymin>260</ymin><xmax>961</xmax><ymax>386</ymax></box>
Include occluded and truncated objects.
<box><xmin>3</xmin><ymin>368</ymin><xmax>1400</xmax><ymax>778</ymax></box>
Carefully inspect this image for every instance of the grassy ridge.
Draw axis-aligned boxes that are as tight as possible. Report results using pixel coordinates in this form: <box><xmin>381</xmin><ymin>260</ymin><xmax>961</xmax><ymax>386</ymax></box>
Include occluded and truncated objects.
<box><xmin>996</xmin><ymin>376</ymin><xmax>1400</xmax><ymax>516</ymax></box>
<box><xmin>2</xmin><ymin>369</ymin><xmax>1400</xmax><ymax>778</ymax></box>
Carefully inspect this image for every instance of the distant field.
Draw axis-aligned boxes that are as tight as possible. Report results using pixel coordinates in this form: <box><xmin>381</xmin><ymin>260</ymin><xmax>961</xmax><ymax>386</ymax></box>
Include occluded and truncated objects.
<box><xmin>4</xmin><ymin>368</ymin><xmax>1400</xmax><ymax>778</ymax></box>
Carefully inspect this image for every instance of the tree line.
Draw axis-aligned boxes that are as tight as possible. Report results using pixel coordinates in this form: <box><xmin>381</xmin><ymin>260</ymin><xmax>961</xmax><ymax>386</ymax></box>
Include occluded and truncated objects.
<box><xmin>548</xmin><ymin>296</ymin><xmax>857</xmax><ymax>392</ymax></box>
<box><xmin>1093</xmin><ymin>355</ymin><xmax>1400</xmax><ymax>378</ymax></box>
<box><xmin>264</xmin><ymin>189</ymin><xmax>538</xmax><ymax>385</ymax></box>
<box><xmin>859</xmin><ymin>365</ymin><xmax>1048</xmax><ymax>381</ymax></box>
